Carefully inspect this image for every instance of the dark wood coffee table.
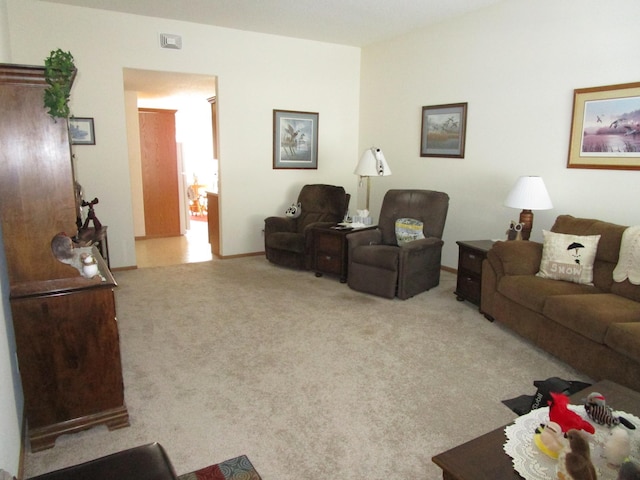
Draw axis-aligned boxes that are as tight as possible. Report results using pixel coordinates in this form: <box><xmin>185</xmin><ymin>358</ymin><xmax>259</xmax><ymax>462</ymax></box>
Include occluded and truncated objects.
<box><xmin>432</xmin><ymin>380</ymin><xmax>639</xmax><ymax>479</ymax></box>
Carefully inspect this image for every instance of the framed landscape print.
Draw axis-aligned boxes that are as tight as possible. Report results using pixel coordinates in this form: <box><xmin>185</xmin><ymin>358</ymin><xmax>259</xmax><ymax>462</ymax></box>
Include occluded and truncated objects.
<box><xmin>69</xmin><ymin>117</ymin><xmax>96</xmax><ymax>145</ymax></box>
<box><xmin>69</xmin><ymin>117</ymin><xmax>95</xmax><ymax>145</ymax></box>
<box><xmin>420</xmin><ymin>103</ymin><xmax>467</xmax><ymax>158</ymax></box>
<box><xmin>273</xmin><ymin>110</ymin><xmax>319</xmax><ymax>169</ymax></box>
<box><xmin>568</xmin><ymin>81</ymin><xmax>640</xmax><ymax>170</ymax></box>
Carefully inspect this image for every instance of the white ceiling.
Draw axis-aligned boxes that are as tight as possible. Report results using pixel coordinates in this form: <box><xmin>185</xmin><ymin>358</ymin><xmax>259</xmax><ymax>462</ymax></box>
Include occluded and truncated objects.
<box><xmin>40</xmin><ymin>0</ymin><xmax>504</xmax><ymax>47</ymax></box>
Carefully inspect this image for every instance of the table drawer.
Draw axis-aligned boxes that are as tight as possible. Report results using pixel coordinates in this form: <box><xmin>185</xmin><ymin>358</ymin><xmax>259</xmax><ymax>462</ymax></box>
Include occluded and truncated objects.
<box><xmin>316</xmin><ymin>234</ymin><xmax>342</xmax><ymax>255</ymax></box>
<box><xmin>456</xmin><ymin>273</ymin><xmax>481</xmax><ymax>304</ymax></box>
<box><xmin>459</xmin><ymin>249</ymin><xmax>484</xmax><ymax>275</ymax></box>
<box><xmin>316</xmin><ymin>254</ymin><xmax>342</xmax><ymax>275</ymax></box>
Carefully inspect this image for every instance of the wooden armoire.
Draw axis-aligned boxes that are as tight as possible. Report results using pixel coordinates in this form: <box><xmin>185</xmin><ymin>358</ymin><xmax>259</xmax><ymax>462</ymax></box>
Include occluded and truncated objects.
<box><xmin>0</xmin><ymin>64</ymin><xmax>129</xmax><ymax>451</ymax></box>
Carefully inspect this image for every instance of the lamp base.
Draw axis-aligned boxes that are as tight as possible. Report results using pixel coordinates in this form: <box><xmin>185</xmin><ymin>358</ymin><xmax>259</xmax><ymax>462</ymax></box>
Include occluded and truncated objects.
<box><xmin>519</xmin><ymin>209</ymin><xmax>534</xmax><ymax>241</ymax></box>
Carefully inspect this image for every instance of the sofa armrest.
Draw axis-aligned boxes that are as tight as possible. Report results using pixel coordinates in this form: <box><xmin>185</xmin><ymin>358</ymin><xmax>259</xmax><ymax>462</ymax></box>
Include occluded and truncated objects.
<box><xmin>347</xmin><ymin>228</ymin><xmax>382</xmax><ymax>249</ymax></box>
<box><xmin>487</xmin><ymin>240</ymin><xmax>543</xmax><ymax>276</ymax></box>
<box><xmin>264</xmin><ymin>216</ymin><xmax>296</xmax><ymax>236</ymax></box>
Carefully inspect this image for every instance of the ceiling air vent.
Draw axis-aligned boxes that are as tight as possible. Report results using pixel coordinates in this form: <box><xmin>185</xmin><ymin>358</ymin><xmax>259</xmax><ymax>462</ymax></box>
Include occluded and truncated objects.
<box><xmin>160</xmin><ymin>33</ymin><xmax>182</xmax><ymax>50</ymax></box>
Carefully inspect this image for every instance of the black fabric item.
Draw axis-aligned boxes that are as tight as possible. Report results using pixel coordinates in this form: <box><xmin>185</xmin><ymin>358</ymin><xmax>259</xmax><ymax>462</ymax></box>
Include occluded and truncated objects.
<box><xmin>28</xmin><ymin>442</ymin><xmax>178</xmax><ymax>480</ymax></box>
<box><xmin>502</xmin><ymin>377</ymin><xmax>592</xmax><ymax>415</ymax></box>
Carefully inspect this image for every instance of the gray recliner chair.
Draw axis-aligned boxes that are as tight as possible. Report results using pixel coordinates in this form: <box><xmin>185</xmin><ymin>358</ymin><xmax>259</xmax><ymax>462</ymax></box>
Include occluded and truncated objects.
<box><xmin>347</xmin><ymin>189</ymin><xmax>449</xmax><ymax>299</ymax></box>
<box><xmin>264</xmin><ymin>184</ymin><xmax>350</xmax><ymax>270</ymax></box>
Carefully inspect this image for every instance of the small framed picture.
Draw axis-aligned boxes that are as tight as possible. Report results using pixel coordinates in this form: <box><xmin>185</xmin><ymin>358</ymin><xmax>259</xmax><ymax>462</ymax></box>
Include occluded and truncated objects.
<box><xmin>69</xmin><ymin>117</ymin><xmax>95</xmax><ymax>145</ymax></box>
<box><xmin>273</xmin><ymin>110</ymin><xmax>318</xmax><ymax>169</ymax></box>
<box><xmin>567</xmin><ymin>81</ymin><xmax>640</xmax><ymax>170</ymax></box>
<box><xmin>420</xmin><ymin>103</ymin><xmax>467</xmax><ymax>158</ymax></box>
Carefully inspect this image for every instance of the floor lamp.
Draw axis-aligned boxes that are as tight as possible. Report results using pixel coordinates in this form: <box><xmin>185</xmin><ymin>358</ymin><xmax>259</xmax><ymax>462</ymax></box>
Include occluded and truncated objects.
<box><xmin>504</xmin><ymin>176</ymin><xmax>553</xmax><ymax>240</ymax></box>
<box><xmin>354</xmin><ymin>147</ymin><xmax>392</xmax><ymax>213</ymax></box>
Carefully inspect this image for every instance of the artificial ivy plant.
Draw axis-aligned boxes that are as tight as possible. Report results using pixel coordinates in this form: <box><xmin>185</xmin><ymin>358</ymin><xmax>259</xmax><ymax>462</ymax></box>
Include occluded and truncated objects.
<box><xmin>43</xmin><ymin>49</ymin><xmax>76</xmax><ymax>120</ymax></box>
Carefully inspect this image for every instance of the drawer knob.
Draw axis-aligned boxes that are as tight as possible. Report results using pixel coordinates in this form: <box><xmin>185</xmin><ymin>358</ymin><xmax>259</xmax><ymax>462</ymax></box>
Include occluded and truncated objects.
<box><xmin>468</xmin><ymin>254</ymin><xmax>476</xmax><ymax>259</ymax></box>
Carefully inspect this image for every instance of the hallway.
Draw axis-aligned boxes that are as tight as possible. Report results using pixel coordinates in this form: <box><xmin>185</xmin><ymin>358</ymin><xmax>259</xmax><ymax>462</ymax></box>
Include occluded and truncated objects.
<box><xmin>134</xmin><ymin>219</ymin><xmax>213</xmax><ymax>268</ymax></box>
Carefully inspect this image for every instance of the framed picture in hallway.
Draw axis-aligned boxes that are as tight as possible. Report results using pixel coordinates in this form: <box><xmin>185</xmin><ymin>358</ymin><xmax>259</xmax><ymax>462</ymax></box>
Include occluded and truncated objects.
<box><xmin>420</xmin><ymin>103</ymin><xmax>467</xmax><ymax>158</ymax></box>
<box><xmin>273</xmin><ymin>109</ymin><xmax>319</xmax><ymax>169</ymax></box>
<box><xmin>69</xmin><ymin>117</ymin><xmax>95</xmax><ymax>145</ymax></box>
<box><xmin>568</xmin><ymin>81</ymin><xmax>640</xmax><ymax>170</ymax></box>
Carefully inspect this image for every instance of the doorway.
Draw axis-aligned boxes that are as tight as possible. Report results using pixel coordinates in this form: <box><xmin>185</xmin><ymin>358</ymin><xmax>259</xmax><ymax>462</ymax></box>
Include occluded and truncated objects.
<box><xmin>123</xmin><ymin>68</ymin><xmax>219</xmax><ymax>267</ymax></box>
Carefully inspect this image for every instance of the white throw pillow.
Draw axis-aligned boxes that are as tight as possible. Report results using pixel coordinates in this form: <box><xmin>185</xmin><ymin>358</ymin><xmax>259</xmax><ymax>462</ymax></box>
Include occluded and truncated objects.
<box><xmin>395</xmin><ymin>218</ymin><xmax>425</xmax><ymax>246</ymax></box>
<box><xmin>536</xmin><ymin>230</ymin><xmax>601</xmax><ymax>285</ymax></box>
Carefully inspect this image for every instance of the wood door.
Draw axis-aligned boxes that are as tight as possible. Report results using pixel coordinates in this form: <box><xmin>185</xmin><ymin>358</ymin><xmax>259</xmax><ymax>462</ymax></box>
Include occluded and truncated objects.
<box><xmin>138</xmin><ymin>108</ymin><xmax>180</xmax><ymax>237</ymax></box>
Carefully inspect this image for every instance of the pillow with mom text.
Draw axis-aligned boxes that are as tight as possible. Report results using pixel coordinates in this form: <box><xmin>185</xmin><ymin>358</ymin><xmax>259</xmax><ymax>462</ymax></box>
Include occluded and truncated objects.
<box><xmin>536</xmin><ymin>230</ymin><xmax>601</xmax><ymax>285</ymax></box>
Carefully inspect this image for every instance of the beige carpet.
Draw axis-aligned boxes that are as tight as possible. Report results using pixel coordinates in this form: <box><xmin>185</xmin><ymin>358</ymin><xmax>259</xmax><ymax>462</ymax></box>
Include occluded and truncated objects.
<box><xmin>23</xmin><ymin>257</ymin><xmax>590</xmax><ymax>479</ymax></box>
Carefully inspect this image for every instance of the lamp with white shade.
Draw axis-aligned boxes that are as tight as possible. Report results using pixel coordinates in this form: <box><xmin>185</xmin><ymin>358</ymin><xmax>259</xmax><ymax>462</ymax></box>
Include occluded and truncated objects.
<box><xmin>504</xmin><ymin>175</ymin><xmax>553</xmax><ymax>241</ymax></box>
<box><xmin>354</xmin><ymin>147</ymin><xmax>392</xmax><ymax>213</ymax></box>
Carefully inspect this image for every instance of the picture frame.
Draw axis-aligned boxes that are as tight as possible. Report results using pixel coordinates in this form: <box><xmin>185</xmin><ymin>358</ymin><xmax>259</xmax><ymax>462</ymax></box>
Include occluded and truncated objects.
<box><xmin>69</xmin><ymin>117</ymin><xmax>95</xmax><ymax>145</ymax></box>
<box><xmin>273</xmin><ymin>110</ymin><xmax>318</xmax><ymax>169</ymax></box>
<box><xmin>568</xmin><ymin>82</ymin><xmax>640</xmax><ymax>170</ymax></box>
<box><xmin>420</xmin><ymin>102</ymin><xmax>467</xmax><ymax>158</ymax></box>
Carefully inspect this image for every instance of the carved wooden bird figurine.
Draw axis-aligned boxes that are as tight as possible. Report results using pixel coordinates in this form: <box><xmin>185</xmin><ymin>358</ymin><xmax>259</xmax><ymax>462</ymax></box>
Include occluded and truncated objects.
<box><xmin>549</xmin><ymin>392</ymin><xmax>595</xmax><ymax>434</ymax></box>
<box><xmin>564</xmin><ymin>429</ymin><xmax>597</xmax><ymax>480</ymax></box>
<box><xmin>585</xmin><ymin>392</ymin><xmax>636</xmax><ymax>429</ymax></box>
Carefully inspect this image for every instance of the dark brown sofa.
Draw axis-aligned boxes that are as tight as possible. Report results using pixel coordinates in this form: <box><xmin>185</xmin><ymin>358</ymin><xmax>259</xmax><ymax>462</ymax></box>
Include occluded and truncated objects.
<box><xmin>482</xmin><ymin>215</ymin><xmax>640</xmax><ymax>392</ymax></box>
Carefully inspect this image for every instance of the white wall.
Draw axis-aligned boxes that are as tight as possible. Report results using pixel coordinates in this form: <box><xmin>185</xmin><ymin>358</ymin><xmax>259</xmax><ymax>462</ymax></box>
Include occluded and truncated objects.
<box><xmin>6</xmin><ymin>0</ymin><xmax>362</xmax><ymax>266</ymax></box>
<box><xmin>360</xmin><ymin>0</ymin><xmax>640</xmax><ymax>269</ymax></box>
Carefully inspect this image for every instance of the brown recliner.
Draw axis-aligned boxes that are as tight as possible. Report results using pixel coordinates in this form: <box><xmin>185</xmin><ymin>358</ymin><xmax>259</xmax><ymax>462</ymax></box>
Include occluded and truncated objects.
<box><xmin>264</xmin><ymin>184</ymin><xmax>350</xmax><ymax>270</ymax></box>
<box><xmin>347</xmin><ymin>189</ymin><xmax>449</xmax><ymax>299</ymax></box>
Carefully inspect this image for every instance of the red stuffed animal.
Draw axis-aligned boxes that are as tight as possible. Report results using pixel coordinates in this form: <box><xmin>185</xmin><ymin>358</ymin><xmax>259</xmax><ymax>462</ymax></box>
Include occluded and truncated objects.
<box><xmin>549</xmin><ymin>392</ymin><xmax>595</xmax><ymax>434</ymax></box>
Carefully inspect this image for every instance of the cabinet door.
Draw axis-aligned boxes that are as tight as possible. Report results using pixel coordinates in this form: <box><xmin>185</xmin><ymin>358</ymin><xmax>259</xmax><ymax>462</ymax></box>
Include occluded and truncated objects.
<box><xmin>11</xmin><ymin>287</ymin><xmax>126</xmax><ymax>430</ymax></box>
<box><xmin>0</xmin><ymin>65</ymin><xmax>78</xmax><ymax>284</ymax></box>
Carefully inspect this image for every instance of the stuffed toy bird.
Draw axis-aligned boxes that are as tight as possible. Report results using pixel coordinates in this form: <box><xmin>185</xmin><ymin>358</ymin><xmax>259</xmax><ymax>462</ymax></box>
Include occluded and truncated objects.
<box><xmin>549</xmin><ymin>392</ymin><xmax>595</xmax><ymax>434</ymax></box>
<box><xmin>533</xmin><ymin>421</ymin><xmax>566</xmax><ymax>459</ymax></box>
<box><xmin>618</xmin><ymin>460</ymin><xmax>640</xmax><ymax>480</ymax></box>
<box><xmin>604</xmin><ymin>426</ymin><xmax>631</xmax><ymax>467</ymax></box>
<box><xmin>584</xmin><ymin>392</ymin><xmax>636</xmax><ymax>429</ymax></box>
<box><xmin>561</xmin><ymin>429</ymin><xmax>597</xmax><ymax>480</ymax></box>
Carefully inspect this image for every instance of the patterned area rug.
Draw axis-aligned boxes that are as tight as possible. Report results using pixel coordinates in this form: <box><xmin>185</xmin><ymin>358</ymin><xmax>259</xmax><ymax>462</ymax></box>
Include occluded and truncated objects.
<box><xmin>178</xmin><ymin>455</ymin><xmax>261</xmax><ymax>480</ymax></box>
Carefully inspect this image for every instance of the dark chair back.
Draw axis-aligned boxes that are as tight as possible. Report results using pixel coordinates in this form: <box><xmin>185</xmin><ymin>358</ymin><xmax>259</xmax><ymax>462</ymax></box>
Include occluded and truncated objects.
<box><xmin>378</xmin><ymin>189</ymin><xmax>449</xmax><ymax>245</ymax></box>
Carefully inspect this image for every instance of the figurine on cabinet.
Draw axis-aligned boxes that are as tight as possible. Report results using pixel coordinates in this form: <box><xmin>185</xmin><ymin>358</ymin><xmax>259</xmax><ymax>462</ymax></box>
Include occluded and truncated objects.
<box><xmin>81</xmin><ymin>197</ymin><xmax>102</xmax><ymax>230</ymax></box>
<box><xmin>507</xmin><ymin>220</ymin><xmax>524</xmax><ymax>241</ymax></box>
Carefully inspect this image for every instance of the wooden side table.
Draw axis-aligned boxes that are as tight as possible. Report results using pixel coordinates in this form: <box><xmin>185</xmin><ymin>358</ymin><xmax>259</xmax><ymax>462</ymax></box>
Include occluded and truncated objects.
<box><xmin>312</xmin><ymin>225</ymin><xmax>375</xmax><ymax>283</ymax></box>
<box><xmin>454</xmin><ymin>240</ymin><xmax>494</xmax><ymax>308</ymax></box>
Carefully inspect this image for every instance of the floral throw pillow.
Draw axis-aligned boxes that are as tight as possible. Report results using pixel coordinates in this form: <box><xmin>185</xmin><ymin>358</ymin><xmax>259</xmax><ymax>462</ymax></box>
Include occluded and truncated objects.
<box><xmin>536</xmin><ymin>230</ymin><xmax>601</xmax><ymax>285</ymax></box>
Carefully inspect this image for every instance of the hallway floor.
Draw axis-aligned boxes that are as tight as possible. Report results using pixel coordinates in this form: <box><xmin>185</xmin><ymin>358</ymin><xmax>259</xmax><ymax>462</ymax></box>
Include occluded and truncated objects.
<box><xmin>134</xmin><ymin>218</ymin><xmax>213</xmax><ymax>268</ymax></box>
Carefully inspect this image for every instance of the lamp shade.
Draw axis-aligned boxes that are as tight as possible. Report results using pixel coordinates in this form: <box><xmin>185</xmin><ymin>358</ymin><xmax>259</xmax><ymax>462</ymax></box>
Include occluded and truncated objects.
<box><xmin>354</xmin><ymin>148</ymin><xmax>392</xmax><ymax>177</ymax></box>
<box><xmin>504</xmin><ymin>176</ymin><xmax>553</xmax><ymax>210</ymax></box>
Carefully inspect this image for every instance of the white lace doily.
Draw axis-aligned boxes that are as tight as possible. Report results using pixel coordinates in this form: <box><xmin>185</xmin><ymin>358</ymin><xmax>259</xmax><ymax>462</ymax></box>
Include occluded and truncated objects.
<box><xmin>503</xmin><ymin>404</ymin><xmax>640</xmax><ymax>480</ymax></box>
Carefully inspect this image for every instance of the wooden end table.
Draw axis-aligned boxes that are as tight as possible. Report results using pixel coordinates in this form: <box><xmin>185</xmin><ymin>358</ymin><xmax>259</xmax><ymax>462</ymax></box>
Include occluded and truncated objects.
<box><xmin>454</xmin><ymin>240</ymin><xmax>494</xmax><ymax>309</ymax></box>
<box><xmin>312</xmin><ymin>225</ymin><xmax>376</xmax><ymax>283</ymax></box>
<box><xmin>432</xmin><ymin>379</ymin><xmax>640</xmax><ymax>479</ymax></box>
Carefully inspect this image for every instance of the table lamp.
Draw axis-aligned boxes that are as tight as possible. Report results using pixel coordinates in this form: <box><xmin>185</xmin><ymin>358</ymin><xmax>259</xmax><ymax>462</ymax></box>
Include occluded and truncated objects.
<box><xmin>504</xmin><ymin>176</ymin><xmax>553</xmax><ymax>240</ymax></box>
<box><xmin>354</xmin><ymin>147</ymin><xmax>392</xmax><ymax>212</ymax></box>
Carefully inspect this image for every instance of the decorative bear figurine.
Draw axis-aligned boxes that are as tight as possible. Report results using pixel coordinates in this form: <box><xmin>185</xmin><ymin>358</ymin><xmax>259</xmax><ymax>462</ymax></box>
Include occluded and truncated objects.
<box><xmin>285</xmin><ymin>202</ymin><xmax>301</xmax><ymax>218</ymax></box>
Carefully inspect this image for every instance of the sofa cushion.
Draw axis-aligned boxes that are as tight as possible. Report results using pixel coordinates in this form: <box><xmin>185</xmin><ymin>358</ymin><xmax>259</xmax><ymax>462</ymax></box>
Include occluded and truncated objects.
<box><xmin>350</xmin><ymin>244</ymin><xmax>399</xmax><ymax>271</ymax></box>
<box><xmin>544</xmin><ymin>293</ymin><xmax>640</xmax><ymax>344</ymax></box>
<box><xmin>611</xmin><ymin>279</ymin><xmax>640</xmax><ymax>303</ymax></box>
<box><xmin>605</xmin><ymin>322</ymin><xmax>640</xmax><ymax>364</ymax></box>
<box><xmin>498</xmin><ymin>275</ymin><xmax>597</xmax><ymax>313</ymax></box>
<box><xmin>537</xmin><ymin>230</ymin><xmax>601</xmax><ymax>285</ymax></box>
